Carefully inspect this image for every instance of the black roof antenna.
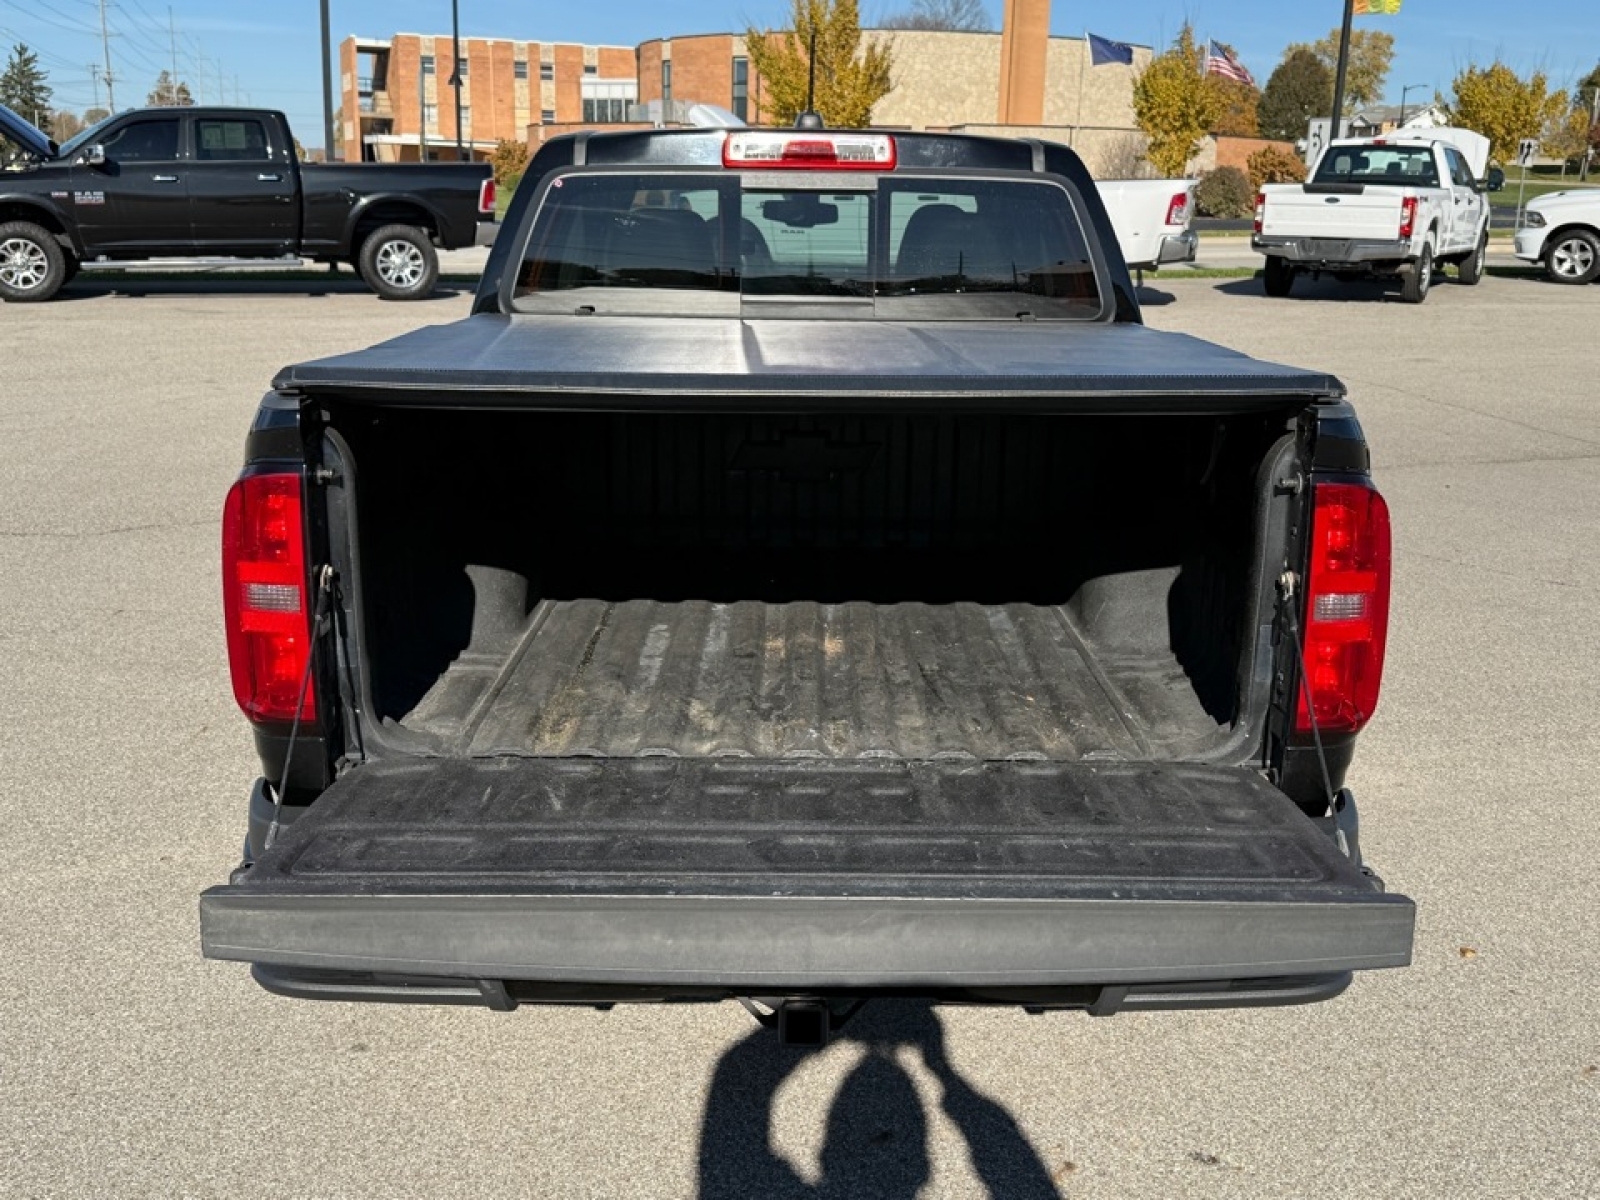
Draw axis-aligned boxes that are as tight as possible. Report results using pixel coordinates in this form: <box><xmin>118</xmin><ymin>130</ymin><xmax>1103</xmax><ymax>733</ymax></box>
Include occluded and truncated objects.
<box><xmin>795</xmin><ymin>25</ymin><xmax>824</xmax><ymax>128</ymax></box>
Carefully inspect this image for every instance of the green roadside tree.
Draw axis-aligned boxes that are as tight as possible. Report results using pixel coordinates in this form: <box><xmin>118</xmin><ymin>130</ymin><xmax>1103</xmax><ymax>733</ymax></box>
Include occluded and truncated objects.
<box><xmin>0</xmin><ymin>43</ymin><xmax>52</xmax><ymax>126</ymax></box>
<box><xmin>1257</xmin><ymin>48</ymin><xmax>1332</xmax><ymax>143</ymax></box>
<box><xmin>147</xmin><ymin>71</ymin><xmax>195</xmax><ymax>107</ymax></box>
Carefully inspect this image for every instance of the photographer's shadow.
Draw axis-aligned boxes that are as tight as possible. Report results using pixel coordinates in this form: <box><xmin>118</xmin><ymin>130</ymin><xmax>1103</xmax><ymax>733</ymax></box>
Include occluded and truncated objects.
<box><xmin>697</xmin><ymin>1001</ymin><xmax>1061</xmax><ymax>1200</ymax></box>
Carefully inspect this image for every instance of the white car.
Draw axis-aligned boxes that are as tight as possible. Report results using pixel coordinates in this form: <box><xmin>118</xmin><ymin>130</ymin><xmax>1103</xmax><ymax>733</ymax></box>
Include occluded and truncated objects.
<box><xmin>1513</xmin><ymin>190</ymin><xmax>1600</xmax><ymax>284</ymax></box>
<box><xmin>1253</xmin><ymin>129</ymin><xmax>1492</xmax><ymax>303</ymax></box>
<box><xmin>1097</xmin><ymin>179</ymin><xmax>1197</xmax><ymax>274</ymax></box>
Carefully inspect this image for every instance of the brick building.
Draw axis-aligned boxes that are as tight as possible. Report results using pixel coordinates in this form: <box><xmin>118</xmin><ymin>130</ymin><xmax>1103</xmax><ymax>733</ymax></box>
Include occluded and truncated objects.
<box><xmin>339</xmin><ymin>34</ymin><xmax>636</xmax><ymax>162</ymax></box>
<box><xmin>339</xmin><ymin>11</ymin><xmax>1154</xmax><ymax>177</ymax></box>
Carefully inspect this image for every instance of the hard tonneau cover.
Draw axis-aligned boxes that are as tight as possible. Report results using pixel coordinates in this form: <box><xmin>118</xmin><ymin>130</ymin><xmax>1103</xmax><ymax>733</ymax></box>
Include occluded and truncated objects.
<box><xmin>275</xmin><ymin>315</ymin><xmax>1344</xmax><ymax>405</ymax></box>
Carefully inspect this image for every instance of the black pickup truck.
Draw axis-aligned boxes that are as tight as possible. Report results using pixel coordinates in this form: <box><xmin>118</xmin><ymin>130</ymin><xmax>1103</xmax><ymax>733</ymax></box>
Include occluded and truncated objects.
<box><xmin>0</xmin><ymin>103</ymin><xmax>493</xmax><ymax>301</ymax></box>
<box><xmin>199</xmin><ymin>127</ymin><xmax>1412</xmax><ymax>1042</ymax></box>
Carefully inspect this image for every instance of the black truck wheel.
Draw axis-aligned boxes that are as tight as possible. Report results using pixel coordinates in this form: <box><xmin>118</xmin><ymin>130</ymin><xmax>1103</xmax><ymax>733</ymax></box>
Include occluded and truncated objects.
<box><xmin>1399</xmin><ymin>244</ymin><xmax>1433</xmax><ymax>304</ymax></box>
<box><xmin>0</xmin><ymin>221</ymin><xmax>68</xmax><ymax>303</ymax></box>
<box><xmin>358</xmin><ymin>225</ymin><xmax>439</xmax><ymax>300</ymax></box>
<box><xmin>1262</xmin><ymin>256</ymin><xmax>1295</xmax><ymax>298</ymax></box>
<box><xmin>1457</xmin><ymin>230</ymin><xmax>1488</xmax><ymax>285</ymax></box>
<box><xmin>1544</xmin><ymin>228</ymin><xmax>1600</xmax><ymax>285</ymax></box>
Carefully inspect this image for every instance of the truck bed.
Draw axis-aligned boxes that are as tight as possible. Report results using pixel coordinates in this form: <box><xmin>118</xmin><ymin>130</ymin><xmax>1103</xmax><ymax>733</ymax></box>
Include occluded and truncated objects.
<box><xmin>400</xmin><ymin>597</ymin><xmax>1220</xmax><ymax>762</ymax></box>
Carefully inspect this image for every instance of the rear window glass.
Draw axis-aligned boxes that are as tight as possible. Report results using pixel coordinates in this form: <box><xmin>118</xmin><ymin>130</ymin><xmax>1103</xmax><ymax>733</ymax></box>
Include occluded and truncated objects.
<box><xmin>513</xmin><ymin>171</ymin><xmax>1101</xmax><ymax>319</ymax></box>
<box><xmin>1314</xmin><ymin>146</ymin><xmax>1439</xmax><ymax>187</ymax></box>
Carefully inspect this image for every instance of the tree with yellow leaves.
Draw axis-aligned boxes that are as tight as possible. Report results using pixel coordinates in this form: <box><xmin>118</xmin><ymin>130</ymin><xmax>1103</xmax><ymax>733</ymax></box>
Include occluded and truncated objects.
<box><xmin>1447</xmin><ymin>62</ymin><xmax>1569</xmax><ymax>165</ymax></box>
<box><xmin>745</xmin><ymin>1</ymin><xmax>893</xmax><ymax>128</ymax></box>
<box><xmin>1133</xmin><ymin>25</ymin><xmax>1218</xmax><ymax>178</ymax></box>
<box><xmin>1205</xmin><ymin>75</ymin><xmax>1261</xmax><ymax>138</ymax></box>
<box><xmin>1298</xmin><ymin>29</ymin><xmax>1395</xmax><ymax>112</ymax></box>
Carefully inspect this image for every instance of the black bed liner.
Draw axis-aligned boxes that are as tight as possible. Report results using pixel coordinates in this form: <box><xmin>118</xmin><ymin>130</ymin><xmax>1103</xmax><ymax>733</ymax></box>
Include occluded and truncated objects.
<box><xmin>201</xmin><ymin>757</ymin><xmax>1413</xmax><ymax>989</ymax></box>
<box><xmin>400</xmin><ymin>598</ymin><xmax>1225</xmax><ymax>762</ymax></box>
<box><xmin>274</xmin><ymin>314</ymin><xmax>1344</xmax><ymax>407</ymax></box>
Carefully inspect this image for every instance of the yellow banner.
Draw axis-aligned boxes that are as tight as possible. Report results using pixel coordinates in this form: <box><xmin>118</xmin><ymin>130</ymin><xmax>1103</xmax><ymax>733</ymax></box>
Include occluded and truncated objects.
<box><xmin>1353</xmin><ymin>0</ymin><xmax>1402</xmax><ymax>13</ymax></box>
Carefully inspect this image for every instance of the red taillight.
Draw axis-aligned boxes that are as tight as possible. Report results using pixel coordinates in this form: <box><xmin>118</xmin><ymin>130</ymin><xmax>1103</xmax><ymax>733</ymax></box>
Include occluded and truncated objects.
<box><xmin>1398</xmin><ymin>195</ymin><xmax>1417</xmax><ymax>240</ymax></box>
<box><xmin>722</xmin><ymin>130</ymin><xmax>897</xmax><ymax>170</ymax></box>
<box><xmin>1296</xmin><ymin>481</ymin><xmax>1392</xmax><ymax>737</ymax></box>
<box><xmin>479</xmin><ymin>177</ymin><xmax>497</xmax><ymax>215</ymax></box>
<box><xmin>222</xmin><ymin>472</ymin><xmax>316</xmax><ymax>725</ymax></box>
<box><xmin>1165</xmin><ymin>191</ymin><xmax>1191</xmax><ymax>226</ymax></box>
<box><xmin>1253</xmin><ymin>192</ymin><xmax>1266</xmax><ymax>234</ymax></box>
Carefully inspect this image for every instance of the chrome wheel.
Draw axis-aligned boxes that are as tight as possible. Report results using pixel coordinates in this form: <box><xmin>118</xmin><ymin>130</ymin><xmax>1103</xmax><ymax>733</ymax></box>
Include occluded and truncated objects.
<box><xmin>1550</xmin><ymin>235</ymin><xmax>1596</xmax><ymax>280</ymax></box>
<box><xmin>374</xmin><ymin>239</ymin><xmax>425</xmax><ymax>289</ymax></box>
<box><xmin>0</xmin><ymin>236</ymin><xmax>49</xmax><ymax>292</ymax></box>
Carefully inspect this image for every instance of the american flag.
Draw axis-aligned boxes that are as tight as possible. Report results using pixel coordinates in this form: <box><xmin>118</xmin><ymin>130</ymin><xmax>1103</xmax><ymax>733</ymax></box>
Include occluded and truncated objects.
<box><xmin>1205</xmin><ymin>41</ymin><xmax>1255</xmax><ymax>87</ymax></box>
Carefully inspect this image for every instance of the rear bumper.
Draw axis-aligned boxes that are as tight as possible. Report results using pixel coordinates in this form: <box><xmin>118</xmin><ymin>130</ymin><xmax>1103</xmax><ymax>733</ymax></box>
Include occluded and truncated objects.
<box><xmin>203</xmin><ymin>887</ymin><xmax>1410</xmax><ymax>991</ymax></box>
<box><xmin>201</xmin><ymin>758</ymin><xmax>1413</xmax><ymax>1004</ymax></box>
<box><xmin>1124</xmin><ymin>230</ymin><xmax>1197</xmax><ymax>272</ymax></box>
<box><xmin>1157</xmin><ymin>229</ymin><xmax>1198</xmax><ymax>266</ymax></box>
<box><xmin>474</xmin><ymin>220</ymin><xmax>499</xmax><ymax>248</ymax></box>
<box><xmin>1254</xmin><ymin>235</ymin><xmax>1410</xmax><ymax>267</ymax></box>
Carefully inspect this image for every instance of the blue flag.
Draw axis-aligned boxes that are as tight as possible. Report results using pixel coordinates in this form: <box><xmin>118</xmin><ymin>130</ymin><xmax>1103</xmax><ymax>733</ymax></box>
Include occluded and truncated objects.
<box><xmin>1088</xmin><ymin>33</ymin><xmax>1135</xmax><ymax>67</ymax></box>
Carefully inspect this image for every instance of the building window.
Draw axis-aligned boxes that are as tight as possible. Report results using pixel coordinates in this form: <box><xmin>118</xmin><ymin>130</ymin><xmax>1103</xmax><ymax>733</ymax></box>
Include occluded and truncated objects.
<box><xmin>662</xmin><ymin>61</ymin><xmax>672</xmax><ymax>107</ymax></box>
<box><xmin>581</xmin><ymin>78</ymin><xmax>638</xmax><ymax>125</ymax></box>
<box><xmin>423</xmin><ymin>103</ymin><xmax>438</xmax><ymax>130</ymax></box>
<box><xmin>540</xmin><ymin>62</ymin><xmax>554</xmax><ymax>81</ymax></box>
<box><xmin>541</xmin><ymin>108</ymin><xmax>556</xmax><ymax>123</ymax></box>
<box><xmin>732</xmin><ymin>56</ymin><xmax>748</xmax><ymax>122</ymax></box>
<box><xmin>460</xmin><ymin>106</ymin><xmax>470</xmax><ymax>137</ymax></box>
<box><xmin>584</xmin><ymin>63</ymin><xmax>597</xmax><ymax>75</ymax></box>
<box><xmin>514</xmin><ymin>60</ymin><xmax>528</xmax><ymax>80</ymax></box>
<box><xmin>457</xmin><ymin>56</ymin><xmax>468</xmax><ymax>77</ymax></box>
<box><xmin>421</xmin><ymin>55</ymin><xmax>435</xmax><ymax>76</ymax></box>
<box><xmin>582</xmin><ymin>98</ymin><xmax>633</xmax><ymax>123</ymax></box>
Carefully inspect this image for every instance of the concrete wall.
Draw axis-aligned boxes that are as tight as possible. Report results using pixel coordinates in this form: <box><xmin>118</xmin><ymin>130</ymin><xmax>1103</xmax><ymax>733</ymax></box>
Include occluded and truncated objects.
<box><xmin>866</xmin><ymin>31</ymin><xmax>999</xmax><ymax>129</ymax></box>
<box><xmin>1041</xmin><ymin>40</ymin><xmax>1151</xmax><ymax>129</ymax></box>
<box><xmin>638</xmin><ymin>29</ymin><xmax>1145</xmax><ymax>136</ymax></box>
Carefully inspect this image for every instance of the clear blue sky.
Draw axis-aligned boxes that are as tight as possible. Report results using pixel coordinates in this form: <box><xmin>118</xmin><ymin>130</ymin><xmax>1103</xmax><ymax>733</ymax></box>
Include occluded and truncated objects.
<box><xmin>4</xmin><ymin>1</ymin><xmax>1597</xmax><ymax>148</ymax></box>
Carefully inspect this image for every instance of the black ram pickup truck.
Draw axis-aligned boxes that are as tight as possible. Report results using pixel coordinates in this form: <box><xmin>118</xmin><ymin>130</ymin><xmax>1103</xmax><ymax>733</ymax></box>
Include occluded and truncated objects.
<box><xmin>0</xmin><ymin>103</ymin><xmax>493</xmax><ymax>301</ymax></box>
<box><xmin>200</xmin><ymin>127</ymin><xmax>1412</xmax><ymax>1043</ymax></box>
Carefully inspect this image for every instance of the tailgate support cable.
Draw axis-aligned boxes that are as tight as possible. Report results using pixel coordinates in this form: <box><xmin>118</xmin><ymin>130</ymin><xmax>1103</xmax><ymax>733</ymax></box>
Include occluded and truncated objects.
<box><xmin>1278</xmin><ymin>570</ymin><xmax>1338</xmax><ymax>810</ymax></box>
<box><xmin>1278</xmin><ymin>570</ymin><xmax>1365</xmax><ymax>867</ymax></box>
<box><xmin>264</xmin><ymin>564</ymin><xmax>335</xmax><ymax>851</ymax></box>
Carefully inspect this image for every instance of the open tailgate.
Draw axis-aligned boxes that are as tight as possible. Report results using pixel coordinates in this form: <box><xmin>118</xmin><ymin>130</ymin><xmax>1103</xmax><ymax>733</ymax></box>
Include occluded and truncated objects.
<box><xmin>201</xmin><ymin>758</ymin><xmax>1412</xmax><ymax>996</ymax></box>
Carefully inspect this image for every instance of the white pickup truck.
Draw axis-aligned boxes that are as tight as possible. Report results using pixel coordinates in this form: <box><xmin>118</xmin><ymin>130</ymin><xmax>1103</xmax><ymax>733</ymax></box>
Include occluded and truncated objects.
<box><xmin>1253</xmin><ymin>130</ymin><xmax>1492</xmax><ymax>303</ymax></box>
<box><xmin>1514</xmin><ymin>189</ymin><xmax>1600</xmax><ymax>284</ymax></box>
<box><xmin>1098</xmin><ymin>178</ymin><xmax>1197</xmax><ymax>274</ymax></box>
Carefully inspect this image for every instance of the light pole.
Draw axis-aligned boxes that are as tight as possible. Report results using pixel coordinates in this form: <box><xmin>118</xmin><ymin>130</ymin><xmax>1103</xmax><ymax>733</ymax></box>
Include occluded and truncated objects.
<box><xmin>1328</xmin><ymin>0</ymin><xmax>1355</xmax><ymax>146</ymax></box>
<box><xmin>320</xmin><ymin>0</ymin><xmax>335</xmax><ymax>160</ymax></box>
<box><xmin>447</xmin><ymin>0</ymin><xmax>463</xmax><ymax>159</ymax></box>
<box><xmin>1397</xmin><ymin>83</ymin><xmax>1427</xmax><ymax>129</ymax></box>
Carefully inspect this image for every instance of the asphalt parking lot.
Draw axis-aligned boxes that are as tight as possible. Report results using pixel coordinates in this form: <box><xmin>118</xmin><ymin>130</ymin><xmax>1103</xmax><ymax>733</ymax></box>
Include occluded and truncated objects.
<box><xmin>2</xmin><ymin>268</ymin><xmax>1597</xmax><ymax>1199</ymax></box>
